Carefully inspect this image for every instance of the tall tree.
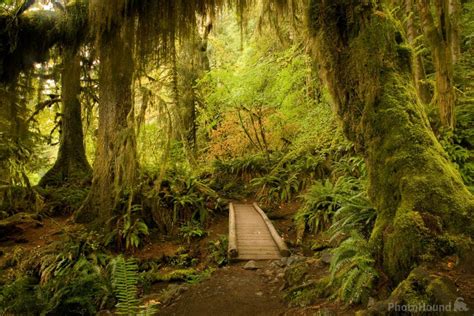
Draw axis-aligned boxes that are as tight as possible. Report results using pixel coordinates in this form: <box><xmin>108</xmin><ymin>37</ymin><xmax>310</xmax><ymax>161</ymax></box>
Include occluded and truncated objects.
<box><xmin>173</xmin><ymin>17</ymin><xmax>213</xmax><ymax>160</ymax></box>
<box><xmin>75</xmin><ymin>20</ymin><xmax>137</xmax><ymax>223</ymax></box>
<box><xmin>403</xmin><ymin>0</ymin><xmax>431</xmax><ymax>104</ymax></box>
<box><xmin>417</xmin><ymin>0</ymin><xmax>459</xmax><ymax>129</ymax></box>
<box><xmin>307</xmin><ymin>0</ymin><xmax>473</xmax><ymax>285</ymax></box>
<box><xmin>39</xmin><ymin>48</ymin><xmax>92</xmax><ymax>187</ymax></box>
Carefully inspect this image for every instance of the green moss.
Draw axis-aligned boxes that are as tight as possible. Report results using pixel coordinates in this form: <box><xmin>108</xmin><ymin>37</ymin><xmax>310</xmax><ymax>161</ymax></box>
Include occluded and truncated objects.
<box><xmin>383</xmin><ymin>211</ymin><xmax>431</xmax><ymax>283</ymax></box>
<box><xmin>385</xmin><ymin>266</ymin><xmax>458</xmax><ymax>314</ymax></box>
<box><xmin>285</xmin><ymin>278</ymin><xmax>330</xmax><ymax>307</ymax></box>
<box><xmin>38</xmin><ymin>186</ymin><xmax>89</xmax><ymax>215</ymax></box>
<box><xmin>142</xmin><ymin>268</ymin><xmax>198</xmax><ymax>283</ymax></box>
<box><xmin>284</xmin><ymin>261</ymin><xmax>310</xmax><ymax>288</ymax></box>
<box><xmin>308</xmin><ymin>1</ymin><xmax>474</xmax><ymax>286</ymax></box>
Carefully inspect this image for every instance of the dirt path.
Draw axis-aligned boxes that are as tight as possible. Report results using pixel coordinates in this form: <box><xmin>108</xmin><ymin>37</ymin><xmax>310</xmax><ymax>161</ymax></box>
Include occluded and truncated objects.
<box><xmin>158</xmin><ymin>261</ymin><xmax>291</xmax><ymax>316</ymax></box>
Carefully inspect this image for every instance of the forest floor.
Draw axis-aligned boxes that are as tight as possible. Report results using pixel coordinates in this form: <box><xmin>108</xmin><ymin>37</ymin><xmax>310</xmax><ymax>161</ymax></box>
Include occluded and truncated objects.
<box><xmin>157</xmin><ymin>262</ymin><xmax>288</xmax><ymax>316</ymax></box>
<box><xmin>1</xmin><ymin>204</ymin><xmax>474</xmax><ymax>315</ymax></box>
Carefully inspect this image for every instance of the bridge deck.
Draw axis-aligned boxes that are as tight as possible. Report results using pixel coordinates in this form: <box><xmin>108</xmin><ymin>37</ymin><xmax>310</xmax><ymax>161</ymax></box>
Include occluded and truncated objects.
<box><xmin>229</xmin><ymin>203</ymin><xmax>288</xmax><ymax>260</ymax></box>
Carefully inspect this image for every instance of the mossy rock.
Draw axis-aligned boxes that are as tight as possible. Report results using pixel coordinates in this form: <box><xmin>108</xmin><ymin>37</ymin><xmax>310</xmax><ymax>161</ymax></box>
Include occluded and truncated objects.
<box><xmin>285</xmin><ymin>277</ymin><xmax>331</xmax><ymax>307</ymax></box>
<box><xmin>284</xmin><ymin>261</ymin><xmax>310</xmax><ymax>288</ymax></box>
<box><xmin>142</xmin><ymin>268</ymin><xmax>198</xmax><ymax>284</ymax></box>
<box><xmin>366</xmin><ymin>266</ymin><xmax>460</xmax><ymax>315</ymax></box>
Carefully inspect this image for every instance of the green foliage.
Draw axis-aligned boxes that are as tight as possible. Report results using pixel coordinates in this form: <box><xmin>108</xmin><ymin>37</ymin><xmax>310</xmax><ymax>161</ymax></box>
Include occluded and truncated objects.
<box><xmin>0</xmin><ymin>276</ymin><xmax>44</xmax><ymax>314</ymax></box>
<box><xmin>329</xmin><ymin>232</ymin><xmax>378</xmax><ymax>305</ymax></box>
<box><xmin>39</xmin><ymin>185</ymin><xmax>89</xmax><ymax>215</ymax></box>
<box><xmin>179</xmin><ymin>221</ymin><xmax>207</xmax><ymax>243</ymax></box>
<box><xmin>37</xmin><ymin>232</ymin><xmax>112</xmax><ymax>314</ymax></box>
<box><xmin>213</xmin><ymin>153</ymin><xmax>271</xmax><ymax>181</ymax></box>
<box><xmin>0</xmin><ymin>231</ymin><xmax>114</xmax><ymax>315</ymax></box>
<box><xmin>105</xmin><ymin>204</ymin><xmax>150</xmax><ymax>251</ymax></box>
<box><xmin>186</xmin><ymin>268</ymin><xmax>215</xmax><ymax>284</ymax></box>
<box><xmin>146</xmin><ymin>168</ymin><xmax>224</xmax><ymax>233</ymax></box>
<box><xmin>294</xmin><ymin>153</ymin><xmax>377</xmax><ymax>244</ymax></box>
<box><xmin>110</xmin><ymin>255</ymin><xmax>140</xmax><ymax>316</ymax></box>
<box><xmin>207</xmin><ymin>235</ymin><xmax>229</xmax><ymax>266</ymax></box>
<box><xmin>251</xmin><ymin>170</ymin><xmax>301</xmax><ymax>205</ymax></box>
<box><xmin>328</xmin><ymin>191</ymin><xmax>377</xmax><ymax>240</ymax></box>
<box><xmin>295</xmin><ymin>175</ymin><xmax>368</xmax><ymax>235</ymax></box>
<box><xmin>295</xmin><ymin>179</ymin><xmax>339</xmax><ymax>234</ymax></box>
<box><xmin>439</xmin><ymin>104</ymin><xmax>474</xmax><ymax>191</ymax></box>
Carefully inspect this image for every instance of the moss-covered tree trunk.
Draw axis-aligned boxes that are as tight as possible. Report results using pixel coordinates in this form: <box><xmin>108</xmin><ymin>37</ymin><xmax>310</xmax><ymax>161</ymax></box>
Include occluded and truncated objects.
<box><xmin>39</xmin><ymin>48</ymin><xmax>91</xmax><ymax>187</ymax></box>
<box><xmin>75</xmin><ymin>21</ymin><xmax>137</xmax><ymax>224</ymax></box>
<box><xmin>308</xmin><ymin>0</ymin><xmax>473</xmax><ymax>284</ymax></box>
<box><xmin>404</xmin><ymin>0</ymin><xmax>431</xmax><ymax>104</ymax></box>
<box><xmin>417</xmin><ymin>0</ymin><xmax>458</xmax><ymax>129</ymax></box>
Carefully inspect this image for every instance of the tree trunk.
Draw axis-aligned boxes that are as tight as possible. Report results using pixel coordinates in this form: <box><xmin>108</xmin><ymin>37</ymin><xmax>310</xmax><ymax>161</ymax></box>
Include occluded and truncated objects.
<box><xmin>75</xmin><ymin>22</ymin><xmax>137</xmax><ymax>224</ymax></box>
<box><xmin>404</xmin><ymin>0</ymin><xmax>431</xmax><ymax>104</ymax></box>
<box><xmin>308</xmin><ymin>0</ymin><xmax>473</xmax><ymax>284</ymax></box>
<box><xmin>174</xmin><ymin>19</ymin><xmax>212</xmax><ymax>160</ymax></box>
<box><xmin>39</xmin><ymin>48</ymin><xmax>91</xmax><ymax>187</ymax></box>
<box><xmin>417</xmin><ymin>0</ymin><xmax>457</xmax><ymax>129</ymax></box>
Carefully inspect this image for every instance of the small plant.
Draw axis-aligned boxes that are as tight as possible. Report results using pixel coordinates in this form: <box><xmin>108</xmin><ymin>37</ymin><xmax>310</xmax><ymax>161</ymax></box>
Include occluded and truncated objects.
<box><xmin>328</xmin><ymin>191</ymin><xmax>377</xmax><ymax>240</ymax></box>
<box><xmin>294</xmin><ymin>179</ymin><xmax>340</xmax><ymax>236</ymax></box>
<box><xmin>208</xmin><ymin>235</ymin><xmax>229</xmax><ymax>266</ymax></box>
<box><xmin>186</xmin><ymin>268</ymin><xmax>215</xmax><ymax>284</ymax></box>
<box><xmin>0</xmin><ymin>232</ymin><xmax>114</xmax><ymax>315</ymax></box>
<box><xmin>105</xmin><ymin>205</ymin><xmax>149</xmax><ymax>251</ymax></box>
<box><xmin>110</xmin><ymin>255</ymin><xmax>140</xmax><ymax>316</ymax></box>
<box><xmin>169</xmin><ymin>247</ymin><xmax>199</xmax><ymax>267</ymax></box>
<box><xmin>329</xmin><ymin>232</ymin><xmax>378</xmax><ymax>305</ymax></box>
<box><xmin>179</xmin><ymin>221</ymin><xmax>207</xmax><ymax>243</ymax></box>
<box><xmin>295</xmin><ymin>175</ymin><xmax>372</xmax><ymax>242</ymax></box>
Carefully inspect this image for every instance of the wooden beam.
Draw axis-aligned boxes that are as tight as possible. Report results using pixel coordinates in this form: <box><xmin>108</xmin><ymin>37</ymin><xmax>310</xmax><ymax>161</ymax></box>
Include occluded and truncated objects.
<box><xmin>252</xmin><ymin>202</ymin><xmax>290</xmax><ymax>257</ymax></box>
<box><xmin>228</xmin><ymin>202</ymin><xmax>238</xmax><ymax>259</ymax></box>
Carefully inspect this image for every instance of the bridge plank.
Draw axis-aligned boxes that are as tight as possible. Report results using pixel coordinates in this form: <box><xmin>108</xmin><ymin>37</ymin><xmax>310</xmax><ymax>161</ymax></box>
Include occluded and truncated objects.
<box><xmin>231</xmin><ymin>203</ymin><xmax>284</xmax><ymax>260</ymax></box>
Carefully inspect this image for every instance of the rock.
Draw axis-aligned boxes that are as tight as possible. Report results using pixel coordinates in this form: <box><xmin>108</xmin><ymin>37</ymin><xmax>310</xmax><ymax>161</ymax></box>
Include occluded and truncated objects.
<box><xmin>256</xmin><ymin>291</ymin><xmax>263</xmax><ymax>296</ymax></box>
<box><xmin>320</xmin><ymin>250</ymin><xmax>332</xmax><ymax>264</ymax></box>
<box><xmin>270</xmin><ymin>261</ymin><xmax>281</xmax><ymax>268</ymax></box>
<box><xmin>280</xmin><ymin>257</ymin><xmax>289</xmax><ymax>266</ymax></box>
<box><xmin>264</xmin><ymin>269</ymin><xmax>273</xmax><ymax>277</ymax></box>
<box><xmin>243</xmin><ymin>260</ymin><xmax>259</xmax><ymax>270</ymax></box>
<box><xmin>284</xmin><ymin>261</ymin><xmax>310</xmax><ymax>288</ymax></box>
<box><xmin>287</xmin><ymin>255</ymin><xmax>305</xmax><ymax>266</ymax></box>
<box><xmin>276</xmin><ymin>272</ymin><xmax>284</xmax><ymax>279</ymax></box>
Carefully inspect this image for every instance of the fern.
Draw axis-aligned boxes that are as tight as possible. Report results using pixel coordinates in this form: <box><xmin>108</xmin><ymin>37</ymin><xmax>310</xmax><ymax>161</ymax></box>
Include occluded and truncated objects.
<box><xmin>329</xmin><ymin>232</ymin><xmax>378</xmax><ymax>305</ymax></box>
<box><xmin>329</xmin><ymin>191</ymin><xmax>377</xmax><ymax>240</ymax></box>
<box><xmin>111</xmin><ymin>255</ymin><xmax>140</xmax><ymax>315</ymax></box>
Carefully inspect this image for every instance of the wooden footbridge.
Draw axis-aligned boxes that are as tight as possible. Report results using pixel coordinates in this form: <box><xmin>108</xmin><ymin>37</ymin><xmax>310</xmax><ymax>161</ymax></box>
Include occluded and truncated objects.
<box><xmin>228</xmin><ymin>203</ymin><xmax>290</xmax><ymax>260</ymax></box>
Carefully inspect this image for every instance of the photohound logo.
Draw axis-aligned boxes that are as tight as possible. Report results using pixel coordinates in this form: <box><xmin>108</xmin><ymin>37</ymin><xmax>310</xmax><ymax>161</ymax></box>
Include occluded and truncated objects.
<box><xmin>453</xmin><ymin>297</ymin><xmax>469</xmax><ymax>312</ymax></box>
<box><xmin>388</xmin><ymin>297</ymin><xmax>470</xmax><ymax>313</ymax></box>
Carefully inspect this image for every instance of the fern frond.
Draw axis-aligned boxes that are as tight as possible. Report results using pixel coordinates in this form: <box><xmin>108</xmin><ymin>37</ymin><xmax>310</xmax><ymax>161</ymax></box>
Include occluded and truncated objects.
<box><xmin>111</xmin><ymin>255</ymin><xmax>140</xmax><ymax>315</ymax></box>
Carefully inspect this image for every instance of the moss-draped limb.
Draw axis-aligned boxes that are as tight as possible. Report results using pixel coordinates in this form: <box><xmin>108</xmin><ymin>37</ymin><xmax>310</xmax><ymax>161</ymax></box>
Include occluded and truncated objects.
<box><xmin>0</xmin><ymin>1</ymin><xmax>88</xmax><ymax>83</ymax></box>
<box><xmin>308</xmin><ymin>0</ymin><xmax>473</xmax><ymax>284</ymax></box>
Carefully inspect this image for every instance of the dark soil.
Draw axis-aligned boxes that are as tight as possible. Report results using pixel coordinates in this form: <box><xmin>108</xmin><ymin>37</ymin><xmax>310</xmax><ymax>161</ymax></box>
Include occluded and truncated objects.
<box><xmin>158</xmin><ymin>261</ymin><xmax>290</xmax><ymax>316</ymax></box>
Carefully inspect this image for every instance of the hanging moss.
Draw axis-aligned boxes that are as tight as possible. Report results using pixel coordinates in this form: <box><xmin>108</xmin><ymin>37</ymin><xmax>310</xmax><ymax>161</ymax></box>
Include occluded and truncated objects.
<box><xmin>0</xmin><ymin>10</ymin><xmax>60</xmax><ymax>82</ymax></box>
<box><xmin>0</xmin><ymin>1</ymin><xmax>89</xmax><ymax>83</ymax></box>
